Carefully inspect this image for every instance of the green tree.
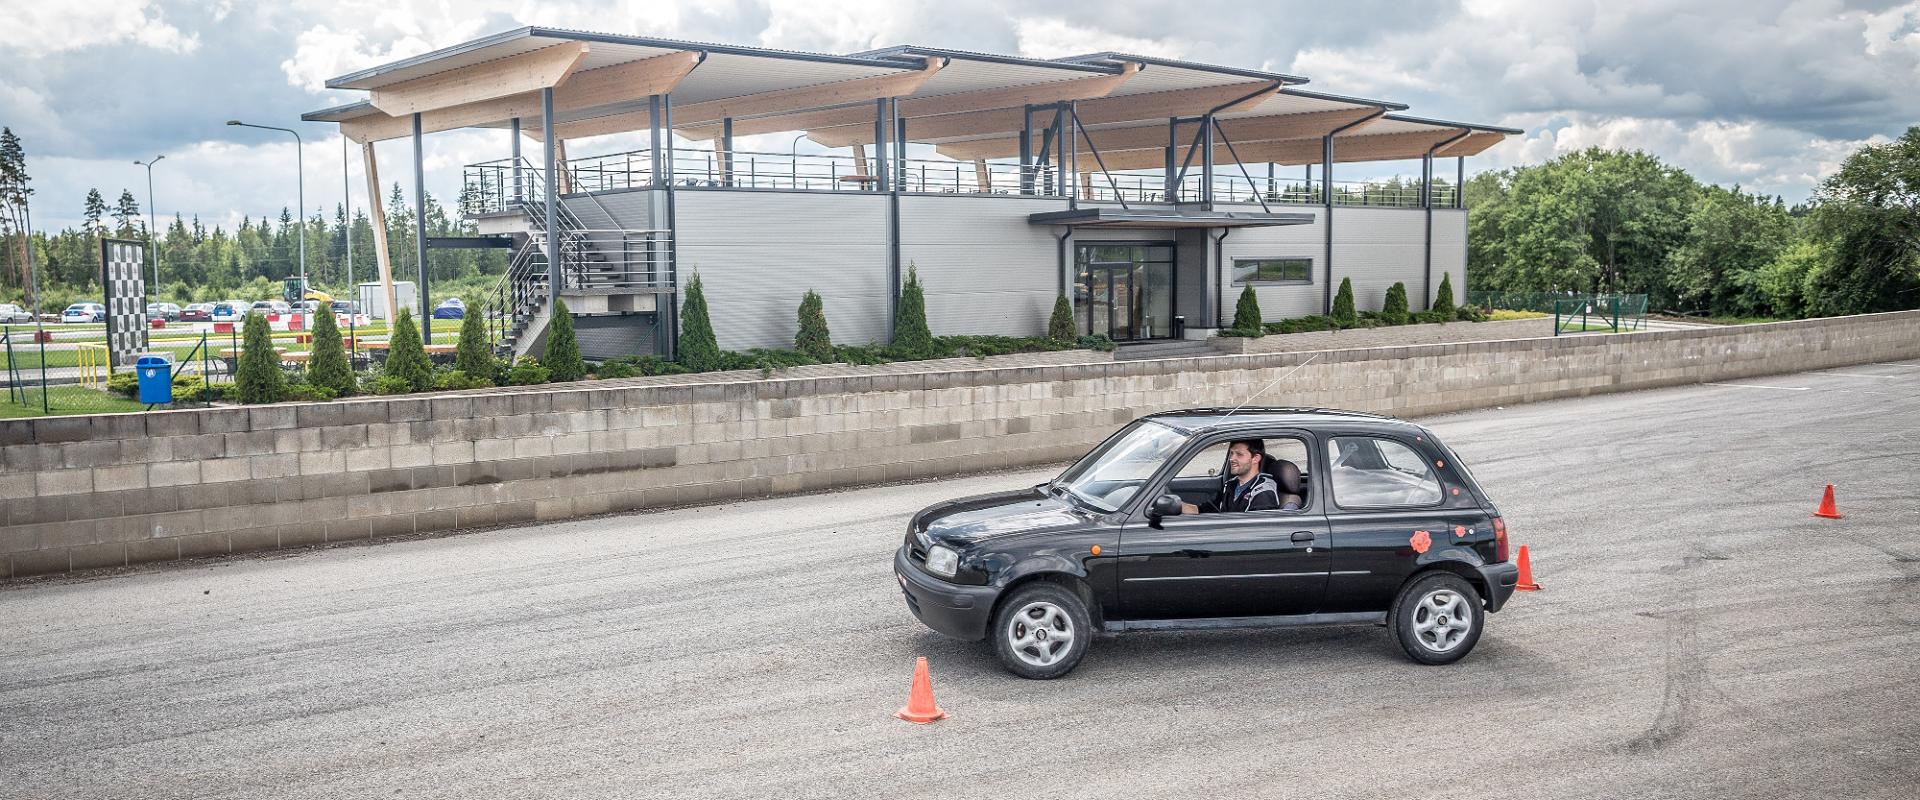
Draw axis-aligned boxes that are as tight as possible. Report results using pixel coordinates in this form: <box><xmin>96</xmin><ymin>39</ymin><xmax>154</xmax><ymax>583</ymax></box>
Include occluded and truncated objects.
<box><xmin>1332</xmin><ymin>277</ymin><xmax>1356</xmax><ymax>328</ymax></box>
<box><xmin>1801</xmin><ymin>126</ymin><xmax>1920</xmax><ymax>317</ymax></box>
<box><xmin>1666</xmin><ymin>185</ymin><xmax>1794</xmax><ymax>316</ymax></box>
<box><xmin>234</xmin><ymin>312</ymin><xmax>286</xmax><ymax>404</ymax></box>
<box><xmin>307</xmin><ymin>307</ymin><xmax>355</xmax><ymax>397</ymax></box>
<box><xmin>1382</xmin><ymin>282</ymin><xmax>1410</xmax><ymax>325</ymax></box>
<box><xmin>1758</xmin><ymin>238</ymin><xmax>1823</xmax><ymax>319</ymax></box>
<box><xmin>1047</xmin><ymin>294</ymin><xmax>1076</xmax><ymax>342</ymax></box>
<box><xmin>678</xmin><ymin>271</ymin><xmax>721</xmax><ymax>371</ymax></box>
<box><xmin>794</xmin><ymin>289</ymin><xmax>833</xmax><ymax>360</ymax></box>
<box><xmin>1232</xmin><ymin>284</ymin><xmax>1263</xmax><ymax>334</ymax></box>
<box><xmin>454</xmin><ymin>306</ymin><xmax>496</xmax><ymax>382</ymax></box>
<box><xmin>383</xmin><ymin>308</ymin><xmax>433</xmax><ymax>391</ymax></box>
<box><xmin>1434</xmin><ymin>273</ymin><xmax>1455</xmax><ymax>316</ymax></box>
<box><xmin>893</xmin><ymin>263</ymin><xmax>933</xmax><ymax>356</ymax></box>
<box><xmin>544</xmin><ymin>298</ymin><xmax>585</xmax><ymax>382</ymax></box>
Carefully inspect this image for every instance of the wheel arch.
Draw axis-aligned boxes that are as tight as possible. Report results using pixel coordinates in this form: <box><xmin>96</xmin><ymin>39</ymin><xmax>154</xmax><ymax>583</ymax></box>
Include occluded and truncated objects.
<box><xmin>992</xmin><ymin>570</ymin><xmax>1104</xmax><ymax>631</ymax></box>
<box><xmin>1397</xmin><ymin>559</ymin><xmax>1491</xmax><ymax>609</ymax></box>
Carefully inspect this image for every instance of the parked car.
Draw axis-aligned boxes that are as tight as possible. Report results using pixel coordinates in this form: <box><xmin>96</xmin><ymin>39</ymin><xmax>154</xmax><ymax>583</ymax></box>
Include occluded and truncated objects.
<box><xmin>250</xmin><ymin>300</ymin><xmax>292</xmax><ymax>316</ymax></box>
<box><xmin>894</xmin><ymin>408</ymin><xmax>1522</xmax><ymax>679</ymax></box>
<box><xmin>179</xmin><ymin>303</ymin><xmax>215</xmax><ymax>322</ymax></box>
<box><xmin>145</xmin><ymin>302</ymin><xmax>181</xmax><ymax>321</ymax></box>
<box><xmin>0</xmin><ymin>303</ymin><xmax>33</xmax><ymax>324</ymax></box>
<box><xmin>329</xmin><ymin>300</ymin><xmax>360</xmax><ymax>316</ymax></box>
<box><xmin>432</xmin><ymin>297</ymin><xmax>466</xmax><ymax>319</ymax></box>
<box><xmin>61</xmin><ymin>303</ymin><xmax>107</xmax><ymax>324</ymax></box>
<box><xmin>210</xmin><ymin>301</ymin><xmax>251</xmax><ymax>322</ymax></box>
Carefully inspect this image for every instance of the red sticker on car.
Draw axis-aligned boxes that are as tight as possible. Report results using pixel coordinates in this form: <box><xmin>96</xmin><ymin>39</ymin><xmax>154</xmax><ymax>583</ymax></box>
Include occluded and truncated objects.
<box><xmin>1410</xmin><ymin>530</ymin><xmax>1432</xmax><ymax>554</ymax></box>
<box><xmin>1454</xmin><ymin>525</ymin><xmax>1467</xmax><ymax>538</ymax></box>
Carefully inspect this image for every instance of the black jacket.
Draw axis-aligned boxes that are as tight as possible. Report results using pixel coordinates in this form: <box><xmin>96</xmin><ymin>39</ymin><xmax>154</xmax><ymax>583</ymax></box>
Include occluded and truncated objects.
<box><xmin>1198</xmin><ymin>472</ymin><xmax>1284</xmax><ymax>513</ymax></box>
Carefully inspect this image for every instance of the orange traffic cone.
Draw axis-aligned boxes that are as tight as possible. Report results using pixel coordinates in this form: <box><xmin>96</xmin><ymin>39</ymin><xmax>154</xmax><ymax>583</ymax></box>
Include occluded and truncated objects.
<box><xmin>1514</xmin><ymin>545</ymin><xmax>1542</xmax><ymax>592</ymax></box>
<box><xmin>894</xmin><ymin>657</ymin><xmax>949</xmax><ymax>724</ymax></box>
<box><xmin>1813</xmin><ymin>484</ymin><xmax>1842</xmax><ymax>519</ymax></box>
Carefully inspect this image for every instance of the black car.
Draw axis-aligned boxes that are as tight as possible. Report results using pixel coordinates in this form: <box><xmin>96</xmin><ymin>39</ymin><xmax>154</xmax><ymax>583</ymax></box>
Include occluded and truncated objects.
<box><xmin>895</xmin><ymin>408</ymin><xmax>1521</xmax><ymax>679</ymax></box>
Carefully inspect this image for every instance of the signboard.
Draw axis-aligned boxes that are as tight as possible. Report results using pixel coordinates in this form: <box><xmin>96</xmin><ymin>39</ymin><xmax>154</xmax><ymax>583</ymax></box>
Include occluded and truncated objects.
<box><xmin>99</xmin><ymin>238</ymin><xmax>150</xmax><ymax>369</ymax></box>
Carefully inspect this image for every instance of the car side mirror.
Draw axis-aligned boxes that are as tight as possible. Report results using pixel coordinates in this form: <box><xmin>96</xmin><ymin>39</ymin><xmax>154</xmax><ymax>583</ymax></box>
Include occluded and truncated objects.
<box><xmin>1150</xmin><ymin>493</ymin><xmax>1183</xmax><ymax>521</ymax></box>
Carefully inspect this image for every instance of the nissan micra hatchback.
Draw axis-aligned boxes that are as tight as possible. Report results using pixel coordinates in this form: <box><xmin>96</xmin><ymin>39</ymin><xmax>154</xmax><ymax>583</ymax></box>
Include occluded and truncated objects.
<box><xmin>895</xmin><ymin>408</ymin><xmax>1521</xmax><ymax>679</ymax></box>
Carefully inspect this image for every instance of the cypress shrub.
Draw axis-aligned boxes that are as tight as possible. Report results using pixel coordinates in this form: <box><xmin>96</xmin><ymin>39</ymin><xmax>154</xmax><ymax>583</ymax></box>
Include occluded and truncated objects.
<box><xmin>543</xmin><ymin>298</ymin><xmax>585</xmax><ymax>382</ymax></box>
<box><xmin>1047</xmin><ymin>294</ymin><xmax>1076</xmax><ymax>343</ymax></box>
<box><xmin>893</xmin><ymin>263</ymin><xmax>933</xmax><ymax>357</ymax></box>
<box><xmin>1382</xmin><ymin>282</ymin><xmax>1410</xmax><ymax>326</ymax></box>
<box><xmin>307</xmin><ymin>308</ymin><xmax>355</xmax><ymax>397</ymax></box>
<box><xmin>1232</xmin><ymin>284</ymin><xmax>1263</xmax><ymax>335</ymax></box>
<box><xmin>794</xmin><ymin>290</ymin><xmax>834</xmax><ymax>361</ymax></box>
<box><xmin>679</xmin><ymin>271</ymin><xmax>722</xmax><ymax>371</ymax></box>
<box><xmin>1434</xmin><ymin>272</ymin><xmax>1457</xmax><ymax>316</ymax></box>
<box><xmin>234</xmin><ymin>312</ymin><xmax>286</xmax><ymax>404</ymax></box>
<box><xmin>1332</xmin><ymin>277</ymin><xmax>1357</xmax><ymax>328</ymax></box>
<box><xmin>454</xmin><ymin>306</ymin><xmax>497</xmax><ymax>383</ymax></box>
<box><xmin>383</xmin><ymin>308</ymin><xmax>434</xmax><ymax>392</ymax></box>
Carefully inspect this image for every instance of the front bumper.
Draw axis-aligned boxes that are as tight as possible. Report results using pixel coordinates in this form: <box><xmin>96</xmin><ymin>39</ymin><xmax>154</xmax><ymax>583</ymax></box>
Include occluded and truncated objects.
<box><xmin>894</xmin><ymin>546</ymin><xmax>999</xmax><ymax>641</ymax></box>
<box><xmin>1477</xmin><ymin>561</ymin><xmax>1520</xmax><ymax>612</ymax></box>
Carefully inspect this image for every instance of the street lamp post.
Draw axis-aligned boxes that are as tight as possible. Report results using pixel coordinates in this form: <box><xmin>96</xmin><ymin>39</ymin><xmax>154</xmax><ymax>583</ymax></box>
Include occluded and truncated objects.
<box><xmin>133</xmin><ymin>155</ymin><xmax>164</xmax><ymax>307</ymax></box>
<box><xmin>227</xmin><ymin>120</ymin><xmax>305</xmax><ymax>325</ymax></box>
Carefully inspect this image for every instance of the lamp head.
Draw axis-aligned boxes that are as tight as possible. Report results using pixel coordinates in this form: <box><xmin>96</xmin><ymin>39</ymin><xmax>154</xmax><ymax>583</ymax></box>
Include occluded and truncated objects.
<box><xmin>226</xmin><ymin>120</ymin><xmax>242</xmax><ymax>126</ymax></box>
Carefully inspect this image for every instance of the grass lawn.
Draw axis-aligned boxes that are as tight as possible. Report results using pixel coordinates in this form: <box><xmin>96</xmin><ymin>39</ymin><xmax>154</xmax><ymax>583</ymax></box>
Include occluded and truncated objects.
<box><xmin>0</xmin><ymin>386</ymin><xmax>152</xmax><ymax>418</ymax></box>
<box><xmin>1484</xmin><ymin>309</ymin><xmax>1550</xmax><ymax>321</ymax></box>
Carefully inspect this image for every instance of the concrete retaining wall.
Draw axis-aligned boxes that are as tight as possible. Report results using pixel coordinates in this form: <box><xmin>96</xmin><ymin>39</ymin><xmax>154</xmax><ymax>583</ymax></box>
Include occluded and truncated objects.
<box><xmin>4</xmin><ymin>310</ymin><xmax>1917</xmax><ymax>578</ymax></box>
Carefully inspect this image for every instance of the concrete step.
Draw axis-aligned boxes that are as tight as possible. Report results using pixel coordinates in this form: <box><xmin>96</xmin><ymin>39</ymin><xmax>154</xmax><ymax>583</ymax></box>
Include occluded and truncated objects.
<box><xmin>1113</xmin><ymin>340</ymin><xmax>1220</xmax><ymax>361</ymax></box>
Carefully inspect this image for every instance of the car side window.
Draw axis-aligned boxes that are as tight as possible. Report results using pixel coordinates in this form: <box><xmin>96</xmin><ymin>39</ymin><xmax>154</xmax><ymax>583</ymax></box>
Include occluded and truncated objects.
<box><xmin>1327</xmin><ymin>436</ymin><xmax>1442</xmax><ymax>508</ymax></box>
<box><xmin>1174</xmin><ymin>442</ymin><xmax>1229</xmax><ymax>478</ymax></box>
<box><xmin>1170</xmin><ymin>434</ymin><xmax>1313</xmax><ymax>513</ymax></box>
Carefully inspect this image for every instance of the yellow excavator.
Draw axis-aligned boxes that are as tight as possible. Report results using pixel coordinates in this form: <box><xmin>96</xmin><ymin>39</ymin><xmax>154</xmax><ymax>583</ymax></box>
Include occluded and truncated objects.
<box><xmin>283</xmin><ymin>276</ymin><xmax>333</xmax><ymax>305</ymax></box>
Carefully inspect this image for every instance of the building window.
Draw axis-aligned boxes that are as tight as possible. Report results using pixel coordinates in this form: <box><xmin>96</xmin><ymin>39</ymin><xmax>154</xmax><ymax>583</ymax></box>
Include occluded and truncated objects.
<box><xmin>1232</xmin><ymin>258</ymin><xmax>1313</xmax><ymax>285</ymax></box>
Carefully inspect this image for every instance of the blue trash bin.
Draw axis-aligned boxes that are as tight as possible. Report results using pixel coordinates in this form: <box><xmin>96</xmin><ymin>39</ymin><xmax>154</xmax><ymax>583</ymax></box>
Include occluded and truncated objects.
<box><xmin>135</xmin><ymin>355</ymin><xmax>173</xmax><ymax>404</ymax></box>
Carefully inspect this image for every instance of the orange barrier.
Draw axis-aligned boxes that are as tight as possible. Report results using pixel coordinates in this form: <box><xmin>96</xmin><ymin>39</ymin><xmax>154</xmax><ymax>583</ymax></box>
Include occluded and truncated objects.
<box><xmin>1813</xmin><ymin>484</ymin><xmax>1842</xmax><ymax>519</ymax></box>
<box><xmin>1515</xmin><ymin>545</ymin><xmax>1542</xmax><ymax>592</ymax></box>
<box><xmin>894</xmin><ymin>657</ymin><xmax>949</xmax><ymax>724</ymax></box>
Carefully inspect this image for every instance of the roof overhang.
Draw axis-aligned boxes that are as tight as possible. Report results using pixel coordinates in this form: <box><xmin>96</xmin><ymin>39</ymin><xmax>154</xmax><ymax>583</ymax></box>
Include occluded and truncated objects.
<box><xmin>1029</xmin><ymin>208</ymin><xmax>1315</xmax><ymax>229</ymax></box>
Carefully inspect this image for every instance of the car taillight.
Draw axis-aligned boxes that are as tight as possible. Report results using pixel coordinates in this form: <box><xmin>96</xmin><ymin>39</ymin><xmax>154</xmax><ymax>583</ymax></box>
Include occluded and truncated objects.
<box><xmin>1492</xmin><ymin>516</ymin><xmax>1508</xmax><ymax>562</ymax></box>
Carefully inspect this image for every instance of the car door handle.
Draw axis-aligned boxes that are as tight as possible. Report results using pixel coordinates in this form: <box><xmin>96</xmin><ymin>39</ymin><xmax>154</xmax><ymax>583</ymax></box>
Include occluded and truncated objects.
<box><xmin>1290</xmin><ymin>531</ymin><xmax>1316</xmax><ymax>543</ymax></box>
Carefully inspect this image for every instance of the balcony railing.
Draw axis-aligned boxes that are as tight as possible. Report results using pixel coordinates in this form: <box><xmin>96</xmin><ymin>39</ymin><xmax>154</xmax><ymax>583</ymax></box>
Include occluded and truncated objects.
<box><xmin>462</xmin><ymin>147</ymin><xmax>1464</xmax><ymax>215</ymax></box>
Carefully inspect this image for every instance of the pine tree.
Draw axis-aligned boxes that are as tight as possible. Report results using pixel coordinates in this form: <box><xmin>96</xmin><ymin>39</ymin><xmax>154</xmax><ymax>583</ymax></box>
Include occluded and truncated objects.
<box><xmin>892</xmin><ymin>263</ymin><xmax>933</xmax><ymax>357</ymax></box>
<box><xmin>794</xmin><ymin>290</ymin><xmax>833</xmax><ymax>360</ymax></box>
<box><xmin>1233</xmin><ymin>284</ymin><xmax>1263</xmax><ymax>334</ymax></box>
<box><xmin>678</xmin><ymin>271</ymin><xmax>721</xmax><ymax>371</ymax></box>
<box><xmin>1434</xmin><ymin>272</ymin><xmax>1456</xmax><ymax>316</ymax></box>
<box><xmin>235</xmin><ymin>312</ymin><xmax>286</xmax><ymax>404</ymax></box>
<box><xmin>1047</xmin><ymin>294</ymin><xmax>1076</xmax><ymax>342</ymax></box>
<box><xmin>307</xmin><ymin>307</ymin><xmax>355</xmax><ymax>396</ymax></box>
<box><xmin>544</xmin><ymin>298</ymin><xmax>585</xmax><ymax>382</ymax></box>
<box><xmin>1383</xmin><ymin>282</ymin><xmax>1410</xmax><ymax>325</ymax></box>
<box><xmin>1333</xmin><ymin>277</ymin><xmax>1357</xmax><ymax>328</ymax></box>
<box><xmin>383</xmin><ymin>308</ymin><xmax>433</xmax><ymax>391</ymax></box>
<box><xmin>454</xmin><ymin>307</ymin><xmax>496</xmax><ymax>382</ymax></box>
<box><xmin>113</xmin><ymin>190</ymin><xmax>140</xmax><ymax>236</ymax></box>
<box><xmin>83</xmin><ymin>189</ymin><xmax>106</xmax><ymax>233</ymax></box>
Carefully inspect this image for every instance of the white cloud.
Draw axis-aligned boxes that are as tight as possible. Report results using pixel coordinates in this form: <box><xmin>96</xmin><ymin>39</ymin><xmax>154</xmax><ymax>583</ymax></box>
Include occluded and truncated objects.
<box><xmin>0</xmin><ymin>0</ymin><xmax>198</xmax><ymax>57</ymax></box>
<box><xmin>1011</xmin><ymin>17</ymin><xmax>1192</xmax><ymax>59</ymax></box>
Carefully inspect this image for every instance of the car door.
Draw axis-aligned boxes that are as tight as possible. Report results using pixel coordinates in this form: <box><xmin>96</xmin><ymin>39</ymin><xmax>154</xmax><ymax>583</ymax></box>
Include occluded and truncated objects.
<box><xmin>1320</xmin><ymin>433</ymin><xmax>1488</xmax><ymax>613</ymax></box>
<box><xmin>1117</xmin><ymin>432</ymin><xmax>1331</xmax><ymax>621</ymax></box>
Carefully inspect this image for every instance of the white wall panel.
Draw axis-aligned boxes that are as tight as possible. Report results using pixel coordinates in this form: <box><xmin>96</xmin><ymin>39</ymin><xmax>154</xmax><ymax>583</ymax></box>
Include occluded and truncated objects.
<box><xmin>899</xmin><ymin>195</ymin><xmax>1069</xmax><ymax>338</ymax></box>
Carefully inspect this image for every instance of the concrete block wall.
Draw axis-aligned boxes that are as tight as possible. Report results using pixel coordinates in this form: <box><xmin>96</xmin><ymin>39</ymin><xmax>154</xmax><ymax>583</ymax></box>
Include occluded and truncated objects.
<box><xmin>4</xmin><ymin>310</ymin><xmax>1916</xmax><ymax>578</ymax></box>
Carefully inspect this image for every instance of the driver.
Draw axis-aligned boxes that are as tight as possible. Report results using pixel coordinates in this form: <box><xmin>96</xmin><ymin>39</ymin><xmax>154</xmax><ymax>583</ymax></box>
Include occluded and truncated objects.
<box><xmin>1181</xmin><ymin>439</ymin><xmax>1288</xmax><ymax>514</ymax></box>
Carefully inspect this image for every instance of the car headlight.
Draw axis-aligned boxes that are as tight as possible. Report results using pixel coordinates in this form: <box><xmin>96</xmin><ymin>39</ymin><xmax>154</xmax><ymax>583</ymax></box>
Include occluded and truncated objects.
<box><xmin>923</xmin><ymin>545</ymin><xmax>959</xmax><ymax>578</ymax></box>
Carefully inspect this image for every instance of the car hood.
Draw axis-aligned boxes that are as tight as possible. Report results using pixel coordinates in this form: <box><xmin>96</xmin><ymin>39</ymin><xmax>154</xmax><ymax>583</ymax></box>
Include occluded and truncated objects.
<box><xmin>917</xmin><ymin>488</ymin><xmax>1094</xmax><ymax>548</ymax></box>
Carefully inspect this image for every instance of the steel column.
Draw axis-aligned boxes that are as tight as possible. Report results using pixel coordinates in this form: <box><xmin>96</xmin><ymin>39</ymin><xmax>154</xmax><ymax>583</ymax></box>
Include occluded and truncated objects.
<box><xmin>541</xmin><ymin>88</ymin><xmax>559</xmax><ymax>305</ymax></box>
<box><xmin>412</xmin><ymin>112</ymin><xmax>431</xmax><ymax>341</ymax></box>
<box><xmin>510</xmin><ymin>117</ymin><xmax>521</xmax><ymax>204</ymax></box>
<box><xmin>663</xmin><ymin>92</ymin><xmax>679</xmax><ymax>360</ymax></box>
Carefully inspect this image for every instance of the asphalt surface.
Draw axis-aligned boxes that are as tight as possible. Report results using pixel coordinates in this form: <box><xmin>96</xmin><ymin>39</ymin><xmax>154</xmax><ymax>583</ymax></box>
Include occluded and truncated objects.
<box><xmin>4</xmin><ymin>360</ymin><xmax>1918</xmax><ymax>799</ymax></box>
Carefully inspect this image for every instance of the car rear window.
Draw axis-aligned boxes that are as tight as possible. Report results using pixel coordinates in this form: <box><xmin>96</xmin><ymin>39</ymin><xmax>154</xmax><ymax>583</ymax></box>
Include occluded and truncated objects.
<box><xmin>1326</xmin><ymin>436</ymin><xmax>1443</xmax><ymax>508</ymax></box>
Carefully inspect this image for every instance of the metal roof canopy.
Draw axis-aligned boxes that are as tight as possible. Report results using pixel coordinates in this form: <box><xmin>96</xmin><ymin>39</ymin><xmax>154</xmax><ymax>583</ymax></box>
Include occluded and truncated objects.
<box><xmin>1028</xmin><ymin>208</ymin><xmax>1316</xmax><ymax>228</ymax></box>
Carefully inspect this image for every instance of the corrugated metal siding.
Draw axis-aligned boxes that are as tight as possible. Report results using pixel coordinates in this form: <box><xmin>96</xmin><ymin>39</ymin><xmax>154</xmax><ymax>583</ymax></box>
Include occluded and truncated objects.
<box><xmin>1330</xmin><ymin>207</ymin><xmax>1426</xmax><ymax>313</ymax></box>
<box><xmin>1430</xmin><ymin>209</ymin><xmax>1467</xmax><ymax>308</ymax></box>
<box><xmin>574</xmin><ymin>314</ymin><xmax>657</xmax><ymax>360</ymax></box>
<box><xmin>899</xmin><ymin>195</ymin><xmax>1069</xmax><ymax>338</ymax></box>
<box><xmin>673</xmin><ymin>190</ymin><xmax>890</xmax><ymax>351</ymax></box>
<box><xmin>1218</xmin><ymin>210</ymin><xmax>1325</xmax><ymax>321</ymax></box>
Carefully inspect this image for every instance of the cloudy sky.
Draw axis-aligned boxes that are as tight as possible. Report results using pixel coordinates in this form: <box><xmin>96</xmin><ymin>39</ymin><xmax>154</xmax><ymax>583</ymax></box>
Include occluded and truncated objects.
<box><xmin>3</xmin><ymin>0</ymin><xmax>1917</xmax><ymax>232</ymax></box>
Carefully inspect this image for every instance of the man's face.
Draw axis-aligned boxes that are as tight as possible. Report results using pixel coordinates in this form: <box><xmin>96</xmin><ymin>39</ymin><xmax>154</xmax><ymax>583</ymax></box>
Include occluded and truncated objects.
<box><xmin>1227</xmin><ymin>443</ymin><xmax>1259</xmax><ymax>479</ymax></box>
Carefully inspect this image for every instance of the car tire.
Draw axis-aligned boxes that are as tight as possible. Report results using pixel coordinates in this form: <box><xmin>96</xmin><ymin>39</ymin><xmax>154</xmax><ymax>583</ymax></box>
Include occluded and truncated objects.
<box><xmin>990</xmin><ymin>582</ymin><xmax>1092</xmax><ymax>680</ymax></box>
<box><xmin>1390</xmin><ymin>571</ymin><xmax>1485</xmax><ymax>665</ymax></box>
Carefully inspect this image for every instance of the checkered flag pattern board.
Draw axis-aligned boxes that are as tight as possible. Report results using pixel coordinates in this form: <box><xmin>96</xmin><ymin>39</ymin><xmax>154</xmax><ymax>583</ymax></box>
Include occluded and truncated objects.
<box><xmin>100</xmin><ymin>238</ymin><xmax>150</xmax><ymax>368</ymax></box>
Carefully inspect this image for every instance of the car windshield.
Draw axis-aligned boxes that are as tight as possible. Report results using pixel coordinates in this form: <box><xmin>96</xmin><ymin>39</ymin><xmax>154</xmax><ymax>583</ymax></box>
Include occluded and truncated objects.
<box><xmin>1051</xmin><ymin>420</ymin><xmax>1189</xmax><ymax>512</ymax></box>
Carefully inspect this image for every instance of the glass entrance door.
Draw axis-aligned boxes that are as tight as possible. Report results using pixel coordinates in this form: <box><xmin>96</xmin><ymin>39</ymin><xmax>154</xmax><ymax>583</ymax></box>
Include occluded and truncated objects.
<box><xmin>1076</xmin><ymin>243</ymin><xmax>1175</xmax><ymax>340</ymax></box>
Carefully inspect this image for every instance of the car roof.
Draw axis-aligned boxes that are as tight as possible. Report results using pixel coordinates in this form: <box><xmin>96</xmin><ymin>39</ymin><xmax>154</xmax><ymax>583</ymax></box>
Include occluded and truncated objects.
<box><xmin>1142</xmin><ymin>407</ymin><xmax>1415</xmax><ymax>434</ymax></box>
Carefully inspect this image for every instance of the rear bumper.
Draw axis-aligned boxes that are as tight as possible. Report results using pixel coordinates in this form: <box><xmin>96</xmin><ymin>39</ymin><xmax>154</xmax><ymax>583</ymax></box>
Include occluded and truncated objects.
<box><xmin>1478</xmin><ymin>561</ymin><xmax>1520</xmax><ymax>612</ymax></box>
<box><xmin>894</xmin><ymin>546</ymin><xmax>998</xmax><ymax>641</ymax></box>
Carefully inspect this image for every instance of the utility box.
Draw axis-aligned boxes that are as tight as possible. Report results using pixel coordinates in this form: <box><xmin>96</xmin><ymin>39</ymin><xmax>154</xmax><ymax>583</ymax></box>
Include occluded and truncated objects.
<box><xmin>135</xmin><ymin>355</ymin><xmax>173</xmax><ymax>404</ymax></box>
<box><xmin>356</xmin><ymin>281</ymin><xmax>418</xmax><ymax>322</ymax></box>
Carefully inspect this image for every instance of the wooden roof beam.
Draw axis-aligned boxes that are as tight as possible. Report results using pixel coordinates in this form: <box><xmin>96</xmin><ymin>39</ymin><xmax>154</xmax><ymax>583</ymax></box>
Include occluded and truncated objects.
<box><xmin>679</xmin><ymin>62</ymin><xmax>1141</xmax><ymax>141</ymax></box>
<box><xmin>533</xmin><ymin>56</ymin><xmax>945</xmax><ymax>142</ymax></box>
<box><xmin>342</xmin><ymin>50</ymin><xmax>703</xmax><ymax>144</ymax></box>
<box><xmin>1435</xmin><ymin>130</ymin><xmax>1509</xmax><ymax>157</ymax></box>
<box><xmin>370</xmin><ymin>42</ymin><xmax>591</xmax><ymax>117</ymax></box>
<box><xmin>808</xmin><ymin>80</ymin><xmax>1281</xmax><ymax>147</ymax></box>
